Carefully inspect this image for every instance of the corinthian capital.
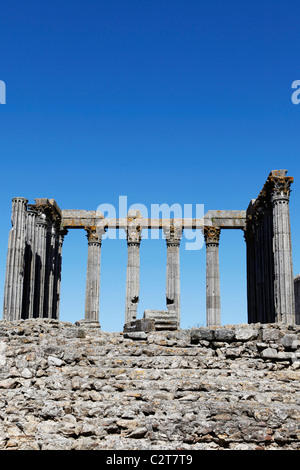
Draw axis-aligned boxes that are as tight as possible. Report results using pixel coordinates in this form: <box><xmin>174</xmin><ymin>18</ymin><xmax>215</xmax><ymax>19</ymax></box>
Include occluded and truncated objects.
<box><xmin>85</xmin><ymin>227</ymin><xmax>105</xmax><ymax>245</ymax></box>
<box><xmin>126</xmin><ymin>225</ymin><xmax>142</xmax><ymax>245</ymax></box>
<box><xmin>204</xmin><ymin>226</ymin><xmax>221</xmax><ymax>245</ymax></box>
<box><xmin>163</xmin><ymin>225</ymin><xmax>183</xmax><ymax>246</ymax></box>
<box><xmin>268</xmin><ymin>170</ymin><xmax>293</xmax><ymax>203</ymax></box>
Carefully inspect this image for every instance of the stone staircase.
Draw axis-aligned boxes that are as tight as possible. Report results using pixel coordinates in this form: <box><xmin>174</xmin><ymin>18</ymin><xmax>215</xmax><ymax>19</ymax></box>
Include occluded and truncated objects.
<box><xmin>0</xmin><ymin>319</ymin><xmax>299</xmax><ymax>450</ymax></box>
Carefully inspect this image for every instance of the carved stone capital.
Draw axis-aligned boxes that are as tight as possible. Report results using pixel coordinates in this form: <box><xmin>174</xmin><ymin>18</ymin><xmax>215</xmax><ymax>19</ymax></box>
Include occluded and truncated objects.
<box><xmin>126</xmin><ymin>225</ymin><xmax>142</xmax><ymax>245</ymax></box>
<box><xmin>36</xmin><ymin>211</ymin><xmax>48</xmax><ymax>228</ymax></box>
<box><xmin>27</xmin><ymin>205</ymin><xmax>38</xmax><ymax>217</ymax></box>
<box><xmin>204</xmin><ymin>226</ymin><xmax>221</xmax><ymax>245</ymax></box>
<box><xmin>268</xmin><ymin>174</ymin><xmax>293</xmax><ymax>203</ymax></box>
<box><xmin>85</xmin><ymin>227</ymin><xmax>105</xmax><ymax>245</ymax></box>
<box><xmin>163</xmin><ymin>225</ymin><xmax>183</xmax><ymax>246</ymax></box>
<box><xmin>34</xmin><ymin>199</ymin><xmax>62</xmax><ymax>226</ymax></box>
<box><xmin>58</xmin><ymin>227</ymin><xmax>68</xmax><ymax>245</ymax></box>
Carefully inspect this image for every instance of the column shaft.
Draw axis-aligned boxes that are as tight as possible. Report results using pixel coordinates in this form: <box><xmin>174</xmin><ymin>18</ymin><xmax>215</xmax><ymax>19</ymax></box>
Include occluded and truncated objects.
<box><xmin>84</xmin><ymin>229</ymin><xmax>102</xmax><ymax>323</ymax></box>
<box><xmin>294</xmin><ymin>276</ymin><xmax>300</xmax><ymax>325</ymax></box>
<box><xmin>164</xmin><ymin>226</ymin><xmax>182</xmax><ymax>325</ymax></box>
<box><xmin>204</xmin><ymin>227</ymin><xmax>221</xmax><ymax>327</ymax></box>
<box><xmin>44</xmin><ymin>223</ymin><xmax>56</xmax><ymax>318</ymax></box>
<box><xmin>3</xmin><ymin>198</ymin><xmax>28</xmax><ymax>320</ymax></box>
<box><xmin>125</xmin><ymin>227</ymin><xmax>141</xmax><ymax>324</ymax></box>
<box><xmin>272</xmin><ymin>195</ymin><xmax>295</xmax><ymax>323</ymax></box>
<box><xmin>52</xmin><ymin>228</ymin><xmax>67</xmax><ymax>320</ymax></box>
<box><xmin>245</xmin><ymin>223</ymin><xmax>257</xmax><ymax>324</ymax></box>
<box><xmin>33</xmin><ymin>214</ymin><xmax>48</xmax><ymax>318</ymax></box>
<box><xmin>267</xmin><ymin>173</ymin><xmax>295</xmax><ymax>324</ymax></box>
<box><xmin>22</xmin><ymin>208</ymin><xmax>37</xmax><ymax>319</ymax></box>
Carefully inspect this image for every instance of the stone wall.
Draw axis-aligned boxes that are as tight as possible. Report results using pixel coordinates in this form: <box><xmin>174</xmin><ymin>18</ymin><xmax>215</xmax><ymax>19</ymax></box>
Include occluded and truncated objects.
<box><xmin>0</xmin><ymin>320</ymin><xmax>299</xmax><ymax>450</ymax></box>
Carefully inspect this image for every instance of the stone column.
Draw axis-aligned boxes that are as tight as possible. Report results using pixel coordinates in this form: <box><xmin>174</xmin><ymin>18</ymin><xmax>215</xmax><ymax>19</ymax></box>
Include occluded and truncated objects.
<box><xmin>52</xmin><ymin>227</ymin><xmax>68</xmax><ymax>320</ymax></box>
<box><xmin>204</xmin><ymin>226</ymin><xmax>221</xmax><ymax>327</ymax></box>
<box><xmin>269</xmin><ymin>172</ymin><xmax>295</xmax><ymax>323</ymax></box>
<box><xmin>84</xmin><ymin>228</ymin><xmax>103</xmax><ymax>325</ymax></box>
<box><xmin>163</xmin><ymin>226</ymin><xmax>182</xmax><ymax>325</ymax></box>
<box><xmin>3</xmin><ymin>197</ymin><xmax>28</xmax><ymax>320</ymax></box>
<box><xmin>244</xmin><ymin>219</ymin><xmax>257</xmax><ymax>324</ymax></box>
<box><xmin>44</xmin><ymin>222</ymin><xmax>57</xmax><ymax>318</ymax></box>
<box><xmin>264</xmin><ymin>205</ymin><xmax>275</xmax><ymax>323</ymax></box>
<box><xmin>125</xmin><ymin>226</ymin><xmax>142</xmax><ymax>325</ymax></box>
<box><xmin>33</xmin><ymin>212</ymin><xmax>48</xmax><ymax>318</ymax></box>
<box><xmin>22</xmin><ymin>207</ymin><xmax>37</xmax><ymax>319</ymax></box>
<box><xmin>294</xmin><ymin>275</ymin><xmax>300</xmax><ymax>325</ymax></box>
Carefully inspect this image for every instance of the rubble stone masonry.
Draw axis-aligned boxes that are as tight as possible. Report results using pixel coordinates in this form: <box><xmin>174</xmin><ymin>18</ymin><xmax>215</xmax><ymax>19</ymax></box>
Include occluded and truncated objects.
<box><xmin>0</xmin><ymin>320</ymin><xmax>299</xmax><ymax>450</ymax></box>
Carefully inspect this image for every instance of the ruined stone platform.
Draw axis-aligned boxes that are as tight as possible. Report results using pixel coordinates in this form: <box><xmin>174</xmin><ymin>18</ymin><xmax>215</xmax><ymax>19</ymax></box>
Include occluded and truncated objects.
<box><xmin>0</xmin><ymin>319</ymin><xmax>299</xmax><ymax>450</ymax></box>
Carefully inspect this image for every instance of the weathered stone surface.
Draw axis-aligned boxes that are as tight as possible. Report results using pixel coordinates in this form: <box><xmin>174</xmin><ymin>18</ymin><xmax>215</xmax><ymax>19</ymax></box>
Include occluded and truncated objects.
<box><xmin>0</xmin><ymin>319</ymin><xmax>299</xmax><ymax>450</ymax></box>
<box><xmin>281</xmin><ymin>334</ymin><xmax>298</xmax><ymax>350</ymax></box>
<box><xmin>143</xmin><ymin>310</ymin><xmax>178</xmax><ymax>331</ymax></box>
<box><xmin>261</xmin><ymin>348</ymin><xmax>278</xmax><ymax>359</ymax></box>
<box><xmin>123</xmin><ymin>331</ymin><xmax>148</xmax><ymax>340</ymax></box>
<box><xmin>214</xmin><ymin>328</ymin><xmax>235</xmax><ymax>342</ymax></box>
<box><xmin>191</xmin><ymin>327</ymin><xmax>214</xmax><ymax>342</ymax></box>
<box><xmin>235</xmin><ymin>327</ymin><xmax>258</xmax><ymax>341</ymax></box>
<box><xmin>123</xmin><ymin>319</ymin><xmax>155</xmax><ymax>333</ymax></box>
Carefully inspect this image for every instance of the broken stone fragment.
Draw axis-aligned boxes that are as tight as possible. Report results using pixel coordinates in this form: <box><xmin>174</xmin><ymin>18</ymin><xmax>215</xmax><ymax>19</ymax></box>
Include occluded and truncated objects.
<box><xmin>123</xmin><ymin>332</ymin><xmax>148</xmax><ymax>340</ymax></box>
<box><xmin>47</xmin><ymin>356</ymin><xmax>63</xmax><ymax>366</ymax></box>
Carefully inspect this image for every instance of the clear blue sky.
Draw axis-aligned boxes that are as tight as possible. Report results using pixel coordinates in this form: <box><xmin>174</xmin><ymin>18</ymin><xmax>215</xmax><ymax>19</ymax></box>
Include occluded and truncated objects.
<box><xmin>1</xmin><ymin>0</ymin><xmax>300</xmax><ymax>331</ymax></box>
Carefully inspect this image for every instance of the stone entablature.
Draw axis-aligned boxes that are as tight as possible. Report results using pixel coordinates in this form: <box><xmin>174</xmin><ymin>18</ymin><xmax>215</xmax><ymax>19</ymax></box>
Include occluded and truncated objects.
<box><xmin>2</xmin><ymin>170</ymin><xmax>298</xmax><ymax>328</ymax></box>
<box><xmin>60</xmin><ymin>209</ymin><xmax>247</xmax><ymax>230</ymax></box>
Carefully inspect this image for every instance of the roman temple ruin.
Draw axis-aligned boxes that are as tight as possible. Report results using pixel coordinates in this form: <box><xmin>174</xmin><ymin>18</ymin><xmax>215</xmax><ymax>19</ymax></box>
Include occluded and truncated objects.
<box><xmin>2</xmin><ymin>170</ymin><xmax>299</xmax><ymax>328</ymax></box>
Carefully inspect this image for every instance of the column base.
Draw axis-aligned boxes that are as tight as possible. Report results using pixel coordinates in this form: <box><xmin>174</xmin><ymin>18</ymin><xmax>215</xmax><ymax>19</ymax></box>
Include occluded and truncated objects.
<box><xmin>75</xmin><ymin>319</ymin><xmax>101</xmax><ymax>329</ymax></box>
